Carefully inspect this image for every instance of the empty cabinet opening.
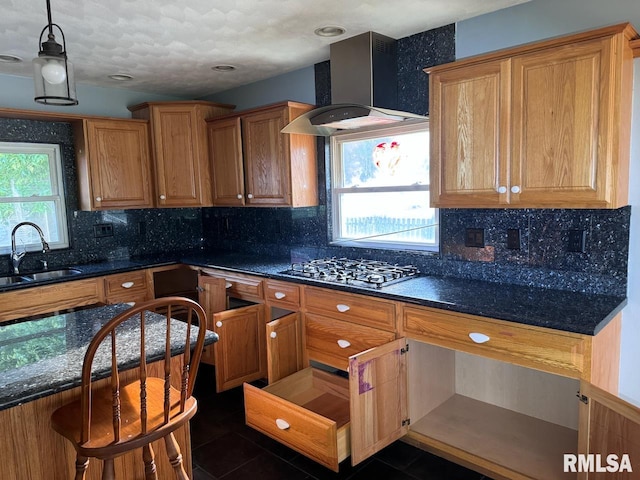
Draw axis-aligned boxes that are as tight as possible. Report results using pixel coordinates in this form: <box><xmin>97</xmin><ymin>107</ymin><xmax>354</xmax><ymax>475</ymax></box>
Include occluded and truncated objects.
<box><xmin>153</xmin><ymin>268</ymin><xmax>198</xmax><ymax>300</ymax></box>
<box><xmin>407</xmin><ymin>340</ymin><xmax>579</xmax><ymax>480</ymax></box>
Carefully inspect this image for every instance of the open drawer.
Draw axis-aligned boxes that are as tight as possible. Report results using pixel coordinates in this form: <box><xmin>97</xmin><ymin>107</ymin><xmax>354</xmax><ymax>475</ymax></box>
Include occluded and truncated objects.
<box><xmin>244</xmin><ymin>339</ymin><xmax>409</xmax><ymax>472</ymax></box>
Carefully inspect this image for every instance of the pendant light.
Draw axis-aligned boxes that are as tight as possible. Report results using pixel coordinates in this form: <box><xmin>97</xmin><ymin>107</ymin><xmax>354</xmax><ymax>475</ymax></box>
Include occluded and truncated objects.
<box><xmin>33</xmin><ymin>0</ymin><xmax>78</xmax><ymax>105</ymax></box>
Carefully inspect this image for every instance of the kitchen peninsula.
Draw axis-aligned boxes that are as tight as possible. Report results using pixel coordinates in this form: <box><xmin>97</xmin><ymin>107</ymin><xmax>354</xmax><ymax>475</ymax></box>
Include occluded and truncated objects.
<box><xmin>0</xmin><ymin>303</ymin><xmax>217</xmax><ymax>480</ymax></box>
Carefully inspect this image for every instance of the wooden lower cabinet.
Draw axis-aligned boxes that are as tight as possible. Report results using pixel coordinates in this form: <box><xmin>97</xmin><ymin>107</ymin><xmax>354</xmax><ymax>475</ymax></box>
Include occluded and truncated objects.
<box><xmin>266</xmin><ymin>311</ymin><xmax>302</xmax><ymax>383</ymax></box>
<box><xmin>244</xmin><ymin>338</ymin><xmax>408</xmax><ymax>472</ymax></box>
<box><xmin>104</xmin><ymin>270</ymin><xmax>150</xmax><ymax>305</ymax></box>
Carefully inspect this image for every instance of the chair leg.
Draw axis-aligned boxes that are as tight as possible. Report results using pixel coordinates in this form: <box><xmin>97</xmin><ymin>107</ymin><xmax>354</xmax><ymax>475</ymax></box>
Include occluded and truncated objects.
<box><xmin>164</xmin><ymin>432</ymin><xmax>189</xmax><ymax>480</ymax></box>
<box><xmin>75</xmin><ymin>455</ymin><xmax>89</xmax><ymax>480</ymax></box>
<box><xmin>142</xmin><ymin>444</ymin><xmax>158</xmax><ymax>480</ymax></box>
<box><xmin>102</xmin><ymin>458</ymin><xmax>115</xmax><ymax>480</ymax></box>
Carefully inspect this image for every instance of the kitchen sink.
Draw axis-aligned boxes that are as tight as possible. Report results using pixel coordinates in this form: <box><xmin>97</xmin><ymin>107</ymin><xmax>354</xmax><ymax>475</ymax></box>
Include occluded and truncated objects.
<box><xmin>22</xmin><ymin>268</ymin><xmax>82</xmax><ymax>281</ymax></box>
<box><xmin>0</xmin><ymin>275</ymin><xmax>32</xmax><ymax>286</ymax></box>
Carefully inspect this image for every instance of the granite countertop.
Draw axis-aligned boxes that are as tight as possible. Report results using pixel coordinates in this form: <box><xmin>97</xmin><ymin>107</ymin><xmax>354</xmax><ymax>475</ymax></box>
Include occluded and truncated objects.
<box><xmin>0</xmin><ymin>303</ymin><xmax>218</xmax><ymax>411</ymax></box>
<box><xmin>0</xmin><ymin>250</ymin><xmax>627</xmax><ymax>336</ymax></box>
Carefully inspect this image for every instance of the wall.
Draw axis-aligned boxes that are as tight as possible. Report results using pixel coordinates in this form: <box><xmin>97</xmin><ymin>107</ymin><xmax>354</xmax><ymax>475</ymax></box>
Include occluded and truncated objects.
<box><xmin>0</xmin><ymin>118</ymin><xmax>203</xmax><ymax>275</ymax></box>
<box><xmin>457</xmin><ymin>0</ymin><xmax>640</xmax><ymax>405</ymax></box>
<box><xmin>200</xmin><ymin>66</ymin><xmax>316</xmax><ymax>111</ymax></box>
<box><xmin>0</xmin><ymin>74</ymin><xmax>185</xmax><ymax>118</ymax></box>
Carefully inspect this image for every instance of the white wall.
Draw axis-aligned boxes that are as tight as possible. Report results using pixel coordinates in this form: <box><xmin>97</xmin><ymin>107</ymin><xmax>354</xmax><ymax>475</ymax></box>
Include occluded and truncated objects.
<box><xmin>457</xmin><ymin>0</ymin><xmax>640</xmax><ymax>406</ymax></box>
<box><xmin>0</xmin><ymin>74</ymin><xmax>185</xmax><ymax>118</ymax></box>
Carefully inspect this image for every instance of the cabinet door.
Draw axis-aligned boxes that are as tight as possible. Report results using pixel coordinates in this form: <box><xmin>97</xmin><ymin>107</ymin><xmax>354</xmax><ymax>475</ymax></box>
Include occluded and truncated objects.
<box><xmin>150</xmin><ymin>105</ymin><xmax>210</xmax><ymax>207</ymax></box>
<box><xmin>198</xmin><ymin>274</ymin><xmax>227</xmax><ymax>366</ymax></box>
<box><xmin>242</xmin><ymin>107</ymin><xmax>291</xmax><ymax>206</ymax></box>
<box><xmin>84</xmin><ymin>119</ymin><xmax>153</xmax><ymax>209</ymax></box>
<box><xmin>348</xmin><ymin>338</ymin><xmax>409</xmax><ymax>466</ymax></box>
<box><xmin>208</xmin><ymin>116</ymin><xmax>245</xmax><ymax>206</ymax></box>
<box><xmin>266</xmin><ymin>312</ymin><xmax>302</xmax><ymax>383</ymax></box>
<box><xmin>430</xmin><ymin>59</ymin><xmax>510</xmax><ymax>207</ymax></box>
<box><xmin>511</xmin><ymin>38</ymin><xmax>615</xmax><ymax>208</ymax></box>
<box><xmin>213</xmin><ymin>304</ymin><xmax>266</xmax><ymax>392</ymax></box>
<box><xmin>579</xmin><ymin>382</ymin><xmax>640</xmax><ymax>479</ymax></box>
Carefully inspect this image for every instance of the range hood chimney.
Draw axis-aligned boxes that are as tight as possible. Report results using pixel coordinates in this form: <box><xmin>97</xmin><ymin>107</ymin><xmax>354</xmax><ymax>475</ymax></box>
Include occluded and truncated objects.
<box><xmin>282</xmin><ymin>31</ymin><xmax>426</xmax><ymax>136</ymax></box>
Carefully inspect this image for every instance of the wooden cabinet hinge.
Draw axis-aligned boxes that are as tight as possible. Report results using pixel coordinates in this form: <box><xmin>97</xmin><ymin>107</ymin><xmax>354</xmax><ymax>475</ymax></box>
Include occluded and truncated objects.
<box><xmin>402</xmin><ymin>418</ymin><xmax>411</xmax><ymax>427</ymax></box>
<box><xmin>576</xmin><ymin>392</ymin><xmax>589</xmax><ymax>404</ymax></box>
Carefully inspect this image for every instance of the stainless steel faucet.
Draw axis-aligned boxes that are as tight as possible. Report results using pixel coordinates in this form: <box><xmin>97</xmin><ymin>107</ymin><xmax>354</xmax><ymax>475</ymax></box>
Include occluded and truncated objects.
<box><xmin>11</xmin><ymin>222</ymin><xmax>51</xmax><ymax>274</ymax></box>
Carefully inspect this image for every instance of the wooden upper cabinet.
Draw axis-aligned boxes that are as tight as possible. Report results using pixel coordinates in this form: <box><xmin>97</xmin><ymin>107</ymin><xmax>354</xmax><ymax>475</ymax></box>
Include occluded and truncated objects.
<box><xmin>207</xmin><ymin>101</ymin><xmax>318</xmax><ymax>207</ymax></box>
<box><xmin>74</xmin><ymin>118</ymin><xmax>153</xmax><ymax>210</ymax></box>
<box><xmin>208</xmin><ymin>116</ymin><xmax>245</xmax><ymax>206</ymax></box>
<box><xmin>428</xmin><ymin>23</ymin><xmax>638</xmax><ymax>209</ymax></box>
<box><xmin>129</xmin><ymin>101</ymin><xmax>234</xmax><ymax>207</ymax></box>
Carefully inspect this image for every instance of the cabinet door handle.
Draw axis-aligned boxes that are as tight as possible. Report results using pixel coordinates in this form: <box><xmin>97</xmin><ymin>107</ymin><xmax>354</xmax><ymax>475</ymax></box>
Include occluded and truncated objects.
<box><xmin>336</xmin><ymin>304</ymin><xmax>350</xmax><ymax>313</ymax></box>
<box><xmin>225</xmin><ymin>282</ymin><xmax>232</xmax><ymax>289</ymax></box>
<box><xmin>337</xmin><ymin>339</ymin><xmax>351</xmax><ymax>349</ymax></box>
<box><xmin>247</xmin><ymin>193</ymin><xmax>254</xmax><ymax>199</ymax></box>
<box><xmin>275</xmin><ymin>418</ymin><xmax>290</xmax><ymax>430</ymax></box>
<box><xmin>121</xmin><ymin>281</ymin><xmax>134</xmax><ymax>289</ymax></box>
<box><xmin>216</xmin><ymin>321</ymin><xmax>223</xmax><ymax>328</ymax></box>
<box><xmin>497</xmin><ymin>186</ymin><xmax>507</xmax><ymax>194</ymax></box>
<box><xmin>125</xmin><ymin>302</ymin><xmax>135</xmax><ymax>306</ymax></box>
<box><xmin>511</xmin><ymin>185</ymin><xmax>521</xmax><ymax>194</ymax></box>
<box><xmin>274</xmin><ymin>292</ymin><xmax>286</xmax><ymax>299</ymax></box>
<box><xmin>270</xmin><ymin>331</ymin><xmax>277</xmax><ymax>339</ymax></box>
<box><xmin>95</xmin><ymin>196</ymin><xmax>102</xmax><ymax>202</ymax></box>
<box><xmin>237</xmin><ymin>194</ymin><xmax>243</xmax><ymax>199</ymax></box>
<box><xmin>469</xmin><ymin>332</ymin><xmax>490</xmax><ymax>344</ymax></box>
<box><xmin>159</xmin><ymin>194</ymin><xmax>166</xmax><ymax>200</ymax></box>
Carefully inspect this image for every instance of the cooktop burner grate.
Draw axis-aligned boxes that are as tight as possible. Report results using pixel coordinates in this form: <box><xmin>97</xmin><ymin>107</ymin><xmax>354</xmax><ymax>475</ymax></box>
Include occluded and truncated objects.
<box><xmin>283</xmin><ymin>258</ymin><xmax>419</xmax><ymax>289</ymax></box>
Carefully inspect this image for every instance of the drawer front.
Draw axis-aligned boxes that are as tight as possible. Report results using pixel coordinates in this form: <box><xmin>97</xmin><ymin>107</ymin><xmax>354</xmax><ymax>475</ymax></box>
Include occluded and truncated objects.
<box><xmin>265</xmin><ymin>280</ymin><xmax>301</xmax><ymax>308</ymax></box>
<box><xmin>304</xmin><ymin>287</ymin><xmax>396</xmax><ymax>332</ymax></box>
<box><xmin>402</xmin><ymin>305</ymin><xmax>589</xmax><ymax>378</ymax></box>
<box><xmin>105</xmin><ymin>271</ymin><xmax>149</xmax><ymax>303</ymax></box>
<box><xmin>305</xmin><ymin>313</ymin><xmax>396</xmax><ymax>370</ymax></box>
<box><xmin>0</xmin><ymin>278</ymin><xmax>103</xmax><ymax>322</ymax></box>
<box><xmin>201</xmin><ymin>269</ymin><xmax>263</xmax><ymax>301</ymax></box>
<box><xmin>244</xmin><ymin>383</ymin><xmax>342</xmax><ymax>471</ymax></box>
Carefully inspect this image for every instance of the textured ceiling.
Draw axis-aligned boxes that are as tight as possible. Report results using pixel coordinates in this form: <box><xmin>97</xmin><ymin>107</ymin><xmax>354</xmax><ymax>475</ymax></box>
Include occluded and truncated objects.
<box><xmin>1</xmin><ymin>0</ymin><xmax>529</xmax><ymax>98</ymax></box>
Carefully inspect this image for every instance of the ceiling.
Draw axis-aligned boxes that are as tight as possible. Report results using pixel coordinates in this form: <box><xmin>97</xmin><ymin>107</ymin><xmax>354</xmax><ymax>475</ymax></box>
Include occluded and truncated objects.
<box><xmin>1</xmin><ymin>0</ymin><xmax>529</xmax><ymax>98</ymax></box>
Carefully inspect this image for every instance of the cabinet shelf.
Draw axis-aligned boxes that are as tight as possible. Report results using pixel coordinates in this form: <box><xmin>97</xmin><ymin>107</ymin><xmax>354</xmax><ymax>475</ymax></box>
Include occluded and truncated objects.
<box><xmin>408</xmin><ymin>394</ymin><xmax>577</xmax><ymax>480</ymax></box>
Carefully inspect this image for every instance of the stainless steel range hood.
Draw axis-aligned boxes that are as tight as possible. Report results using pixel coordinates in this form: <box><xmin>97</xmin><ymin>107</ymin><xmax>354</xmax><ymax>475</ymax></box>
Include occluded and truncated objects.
<box><xmin>282</xmin><ymin>32</ymin><xmax>426</xmax><ymax>136</ymax></box>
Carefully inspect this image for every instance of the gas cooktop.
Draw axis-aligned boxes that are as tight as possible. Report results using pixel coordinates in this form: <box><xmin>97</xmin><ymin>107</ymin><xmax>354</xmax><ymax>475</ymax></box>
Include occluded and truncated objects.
<box><xmin>281</xmin><ymin>258</ymin><xmax>419</xmax><ymax>289</ymax></box>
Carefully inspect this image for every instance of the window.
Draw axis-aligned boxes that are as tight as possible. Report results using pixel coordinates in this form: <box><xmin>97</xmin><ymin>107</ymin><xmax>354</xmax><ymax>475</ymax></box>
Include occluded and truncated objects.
<box><xmin>330</xmin><ymin>122</ymin><xmax>438</xmax><ymax>251</ymax></box>
<box><xmin>0</xmin><ymin>142</ymin><xmax>69</xmax><ymax>254</ymax></box>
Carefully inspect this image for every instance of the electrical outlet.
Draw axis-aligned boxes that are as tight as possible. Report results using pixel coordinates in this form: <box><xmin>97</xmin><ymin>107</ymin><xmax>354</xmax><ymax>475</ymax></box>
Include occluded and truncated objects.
<box><xmin>465</xmin><ymin>228</ymin><xmax>485</xmax><ymax>248</ymax></box>
<box><xmin>507</xmin><ymin>229</ymin><xmax>521</xmax><ymax>250</ymax></box>
<box><xmin>567</xmin><ymin>229</ymin><xmax>587</xmax><ymax>253</ymax></box>
<box><xmin>93</xmin><ymin>223</ymin><xmax>113</xmax><ymax>238</ymax></box>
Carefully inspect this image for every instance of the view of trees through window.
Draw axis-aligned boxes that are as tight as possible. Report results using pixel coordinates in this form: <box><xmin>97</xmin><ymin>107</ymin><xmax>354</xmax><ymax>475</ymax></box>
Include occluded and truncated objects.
<box><xmin>331</xmin><ymin>124</ymin><xmax>437</xmax><ymax>250</ymax></box>
<box><xmin>0</xmin><ymin>143</ymin><xmax>68</xmax><ymax>253</ymax></box>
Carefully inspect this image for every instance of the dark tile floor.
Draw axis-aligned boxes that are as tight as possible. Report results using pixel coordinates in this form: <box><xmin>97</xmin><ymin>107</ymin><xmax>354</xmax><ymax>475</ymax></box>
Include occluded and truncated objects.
<box><xmin>190</xmin><ymin>365</ymin><xmax>492</xmax><ymax>480</ymax></box>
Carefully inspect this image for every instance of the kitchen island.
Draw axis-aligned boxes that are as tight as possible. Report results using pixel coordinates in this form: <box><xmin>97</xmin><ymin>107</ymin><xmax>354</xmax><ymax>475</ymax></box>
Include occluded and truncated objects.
<box><xmin>0</xmin><ymin>303</ymin><xmax>217</xmax><ymax>480</ymax></box>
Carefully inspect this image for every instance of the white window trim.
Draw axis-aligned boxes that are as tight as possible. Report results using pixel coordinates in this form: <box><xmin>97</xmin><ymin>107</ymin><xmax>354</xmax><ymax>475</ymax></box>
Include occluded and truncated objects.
<box><xmin>0</xmin><ymin>142</ymin><xmax>69</xmax><ymax>254</ymax></box>
<box><xmin>329</xmin><ymin>121</ymin><xmax>439</xmax><ymax>252</ymax></box>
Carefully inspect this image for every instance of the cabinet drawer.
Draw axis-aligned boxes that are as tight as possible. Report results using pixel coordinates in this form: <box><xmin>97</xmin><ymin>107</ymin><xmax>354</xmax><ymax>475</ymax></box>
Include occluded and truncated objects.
<box><xmin>402</xmin><ymin>305</ymin><xmax>589</xmax><ymax>378</ymax></box>
<box><xmin>104</xmin><ymin>270</ymin><xmax>149</xmax><ymax>304</ymax></box>
<box><xmin>304</xmin><ymin>287</ymin><xmax>396</xmax><ymax>332</ymax></box>
<box><xmin>305</xmin><ymin>313</ymin><xmax>396</xmax><ymax>371</ymax></box>
<box><xmin>265</xmin><ymin>280</ymin><xmax>301</xmax><ymax>308</ymax></box>
<box><xmin>201</xmin><ymin>269</ymin><xmax>263</xmax><ymax>301</ymax></box>
<box><xmin>244</xmin><ymin>368</ymin><xmax>350</xmax><ymax>472</ymax></box>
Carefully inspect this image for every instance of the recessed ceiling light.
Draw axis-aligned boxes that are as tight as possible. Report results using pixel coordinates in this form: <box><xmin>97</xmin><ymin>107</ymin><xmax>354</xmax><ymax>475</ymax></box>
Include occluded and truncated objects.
<box><xmin>0</xmin><ymin>54</ymin><xmax>23</xmax><ymax>63</ymax></box>
<box><xmin>212</xmin><ymin>65</ymin><xmax>237</xmax><ymax>72</ymax></box>
<box><xmin>108</xmin><ymin>73</ymin><xmax>134</xmax><ymax>81</ymax></box>
<box><xmin>314</xmin><ymin>26</ymin><xmax>346</xmax><ymax>37</ymax></box>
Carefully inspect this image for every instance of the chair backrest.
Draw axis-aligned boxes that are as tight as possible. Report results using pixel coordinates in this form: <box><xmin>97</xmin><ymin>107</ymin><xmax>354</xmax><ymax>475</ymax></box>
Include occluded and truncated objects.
<box><xmin>79</xmin><ymin>297</ymin><xmax>208</xmax><ymax>445</ymax></box>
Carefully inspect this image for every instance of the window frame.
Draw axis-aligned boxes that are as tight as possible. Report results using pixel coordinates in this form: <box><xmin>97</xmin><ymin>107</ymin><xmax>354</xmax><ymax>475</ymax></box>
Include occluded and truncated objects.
<box><xmin>0</xmin><ymin>142</ymin><xmax>70</xmax><ymax>254</ymax></box>
<box><xmin>329</xmin><ymin>121</ymin><xmax>438</xmax><ymax>252</ymax></box>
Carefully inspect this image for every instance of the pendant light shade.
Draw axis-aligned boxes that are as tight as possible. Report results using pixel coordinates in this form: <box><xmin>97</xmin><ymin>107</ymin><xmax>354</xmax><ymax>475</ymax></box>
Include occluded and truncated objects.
<box><xmin>33</xmin><ymin>0</ymin><xmax>78</xmax><ymax>105</ymax></box>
